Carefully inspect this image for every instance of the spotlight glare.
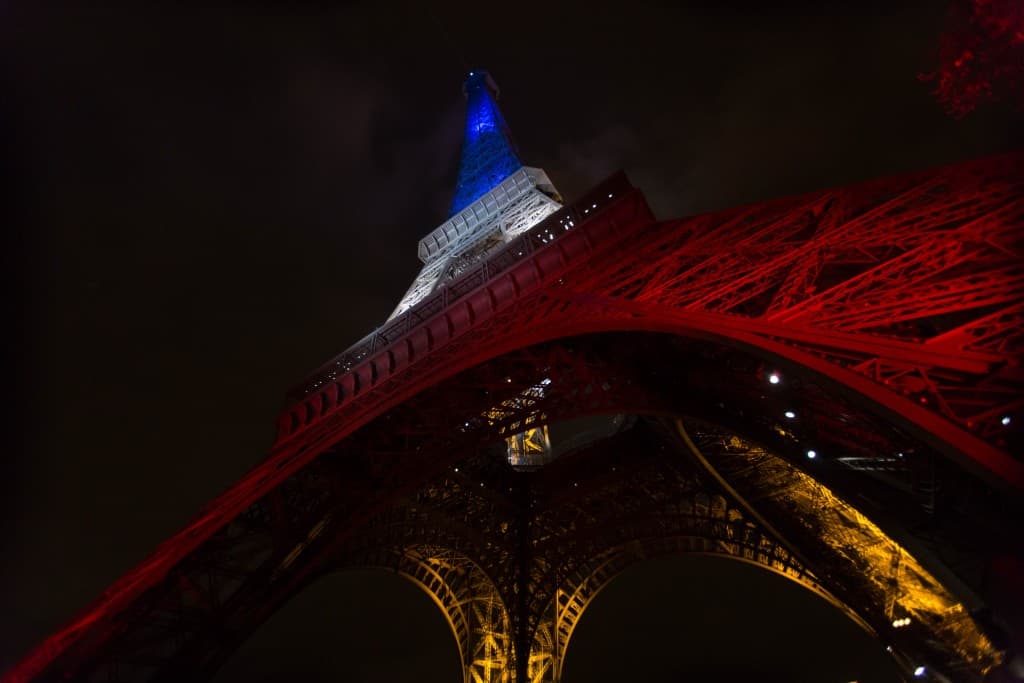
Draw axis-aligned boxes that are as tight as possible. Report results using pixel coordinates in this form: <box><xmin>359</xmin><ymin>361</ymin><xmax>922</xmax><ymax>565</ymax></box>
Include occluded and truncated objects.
<box><xmin>1002</xmin><ymin>415</ymin><xmax>1011</xmax><ymax>426</ymax></box>
<box><xmin>784</xmin><ymin>411</ymin><xmax>796</xmax><ymax>419</ymax></box>
<box><xmin>914</xmin><ymin>666</ymin><xmax>926</xmax><ymax>677</ymax></box>
<box><xmin>768</xmin><ymin>373</ymin><xmax>781</xmax><ymax>385</ymax></box>
<box><xmin>807</xmin><ymin>450</ymin><xmax>817</xmax><ymax>459</ymax></box>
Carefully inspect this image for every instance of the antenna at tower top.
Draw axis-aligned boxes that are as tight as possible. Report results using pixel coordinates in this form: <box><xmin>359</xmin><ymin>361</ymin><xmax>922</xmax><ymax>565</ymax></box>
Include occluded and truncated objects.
<box><xmin>463</xmin><ymin>69</ymin><xmax>499</xmax><ymax>99</ymax></box>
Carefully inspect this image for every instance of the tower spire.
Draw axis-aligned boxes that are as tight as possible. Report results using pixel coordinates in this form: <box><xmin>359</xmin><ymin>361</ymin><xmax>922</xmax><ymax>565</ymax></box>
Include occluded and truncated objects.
<box><xmin>448</xmin><ymin>71</ymin><xmax>522</xmax><ymax>216</ymax></box>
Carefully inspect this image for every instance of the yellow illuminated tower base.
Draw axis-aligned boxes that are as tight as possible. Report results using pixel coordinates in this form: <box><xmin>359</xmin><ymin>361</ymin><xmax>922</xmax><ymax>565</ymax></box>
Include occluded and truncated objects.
<box><xmin>337</xmin><ymin>419</ymin><xmax>998</xmax><ymax>683</ymax></box>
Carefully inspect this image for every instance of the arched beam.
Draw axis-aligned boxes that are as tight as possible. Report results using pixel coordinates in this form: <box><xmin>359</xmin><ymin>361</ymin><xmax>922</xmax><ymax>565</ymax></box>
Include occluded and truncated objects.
<box><xmin>397</xmin><ymin>299</ymin><xmax>1024</xmax><ymax>491</ymax></box>
<box><xmin>531</xmin><ymin>543</ymin><xmax>869</xmax><ymax>683</ymax></box>
<box><xmin>337</xmin><ymin>545</ymin><xmax>514</xmax><ymax>683</ymax></box>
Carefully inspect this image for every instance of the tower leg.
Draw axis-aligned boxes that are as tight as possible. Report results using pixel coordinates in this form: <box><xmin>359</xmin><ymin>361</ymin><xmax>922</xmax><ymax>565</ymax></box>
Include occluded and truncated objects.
<box><xmin>346</xmin><ymin>546</ymin><xmax>517</xmax><ymax>683</ymax></box>
<box><xmin>463</xmin><ymin>563</ymin><xmax>516</xmax><ymax>683</ymax></box>
<box><xmin>526</xmin><ymin>609</ymin><xmax>560</xmax><ymax>683</ymax></box>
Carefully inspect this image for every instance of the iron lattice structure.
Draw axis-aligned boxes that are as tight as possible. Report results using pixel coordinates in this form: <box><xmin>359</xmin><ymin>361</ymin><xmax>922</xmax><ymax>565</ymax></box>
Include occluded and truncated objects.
<box><xmin>6</xmin><ymin>73</ymin><xmax>1024</xmax><ymax>683</ymax></box>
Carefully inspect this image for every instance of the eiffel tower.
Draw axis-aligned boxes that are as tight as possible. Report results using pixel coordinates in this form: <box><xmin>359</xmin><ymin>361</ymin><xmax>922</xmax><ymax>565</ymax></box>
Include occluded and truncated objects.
<box><xmin>5</xmin><ymin>71</ymin><xmax>1023</xmax><ymax>683</ymax></box>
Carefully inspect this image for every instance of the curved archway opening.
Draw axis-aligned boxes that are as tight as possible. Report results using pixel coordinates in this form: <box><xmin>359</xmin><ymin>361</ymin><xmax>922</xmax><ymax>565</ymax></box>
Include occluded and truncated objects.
<box><xmin>560</xmin><ymin>554</ymin><xmax>901</xmax><ymax>683</ymax></box>
<box><xmin>212</xmin><ymin>569</ymin><xmax>461</xmax><ymax>683</ymax></box>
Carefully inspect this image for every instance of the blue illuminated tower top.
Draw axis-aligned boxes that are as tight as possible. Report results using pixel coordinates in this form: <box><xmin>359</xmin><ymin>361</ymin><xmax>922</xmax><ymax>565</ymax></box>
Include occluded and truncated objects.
<box><xmin>448</xmin><ymin>71</ymin><xmax>523</xmax><ymax>216</ymax></box>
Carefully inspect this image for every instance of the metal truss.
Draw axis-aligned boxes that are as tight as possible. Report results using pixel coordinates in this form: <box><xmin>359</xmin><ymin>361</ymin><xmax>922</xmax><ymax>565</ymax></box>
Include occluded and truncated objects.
<box><xmin>8</xmin><ymin>154</ymin><xmax>1022</xmax><ymax>683</ymax></box>
<box><xmin>288</xmin><ymin>155</ymin><xmax>1022</xmax><ymax>487</ymax></box>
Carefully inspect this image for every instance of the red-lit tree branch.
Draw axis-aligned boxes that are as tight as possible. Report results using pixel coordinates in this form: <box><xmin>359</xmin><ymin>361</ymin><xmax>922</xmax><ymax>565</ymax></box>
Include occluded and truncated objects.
<box><xmin>922</xmin><ymin>0</ymin><xmax>1024</xmax><ymax>117</ymax></box>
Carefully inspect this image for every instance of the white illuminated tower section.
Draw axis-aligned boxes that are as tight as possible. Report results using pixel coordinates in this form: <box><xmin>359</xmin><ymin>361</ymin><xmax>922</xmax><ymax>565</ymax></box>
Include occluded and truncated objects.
<box><xmin>392</xmin><ymin>70</ymin><xmax>561</xmax><ymax>468</ymax></box>
<box><xmin>390</xmin><ymin>71</ymin><xmax>563</xmax><ymax>318</ymax></box>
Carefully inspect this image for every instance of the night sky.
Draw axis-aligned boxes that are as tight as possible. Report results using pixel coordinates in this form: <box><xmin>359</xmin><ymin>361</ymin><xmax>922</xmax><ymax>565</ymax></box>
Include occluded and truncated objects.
<box><xmin>3</xmin><ymin>2</ymin><xmax>1022</xmax><ymax>681</ymax></box>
